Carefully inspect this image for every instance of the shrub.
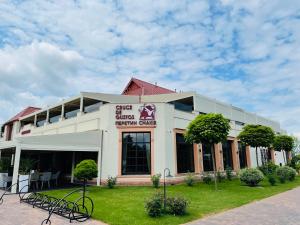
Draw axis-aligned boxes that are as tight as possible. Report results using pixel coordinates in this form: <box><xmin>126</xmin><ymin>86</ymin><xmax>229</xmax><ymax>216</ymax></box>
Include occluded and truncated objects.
<box><xmin>295</xmin><ymin>164</ymin><xmax>300</xmax><ymax>173</ymax></box>
<box><xmin>287</xmin><ymin>167</ymin><xmax>297</xmax><ymax>181</ymax></box>
<box><xmin>276</xmin><ymin>166</ymin><xmax>297</xmax><ymax>183</ymax></box>
<box><xmin>151</xmin><ymin>173</ymin><xmax>161</xmax><ymax>188</ymax></box>
<box><xmin>259</xmin><ymin>162</ymin><xmax>278</xmax><ymax>176</ymax></box>
<box><xmin>166</xmin><ymin>196</ymin><xmax>188</xmax><ymax>216</ymax></box>
<box><xmin>267</xmin><ymin>174</ymin><xmax>277</xmax><ymax>186</ymax></box>
<box><xmin>225</xmin><ymin>167</ymin><xmax>233</xmax><ymax>181</ymax></box>
<box><xmin>145</xmin><ymin>193</ymin><xmax>163</xmax><ymax>217</ymax></box>
<box><xmin>184</xmin><ymin>173</ymin><xmax>195</xmax><ymax>186</ymax></box>
<box><xmin>74</xmin><ymin>159</ymin><xmax>98</xmax><ymax>181</ymax></box>
<box><xmin>239</xmin><ymin>168</ymin><xmax>264</xmax><ymax>187</ymax></box>
<box><xmin>203</xmin><ymin>175</ymin><xmax>212</xmax><ymax>184</ymax></box>
<box><xmin>289</xmin><ymin>155</ymin><xmax>300</xmax><ymax>171</ymax></box>
<box><xmin>107</xmin><ymin>176</ymin><xmax>117</xmax><ymax>189</ymax></box>
<box><xmin>217</xmin><ymin>171</ymin><xmax>225</xmax><ymax>182</ymax></box>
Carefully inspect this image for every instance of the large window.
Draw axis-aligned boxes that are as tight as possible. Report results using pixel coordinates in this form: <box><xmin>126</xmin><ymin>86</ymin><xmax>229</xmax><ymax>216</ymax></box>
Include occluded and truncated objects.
<box><xmin>176</xmin><ymin>133</ymin><xmax>195</xmax><ymax>173</ymax></box>
<box><xmin>122</xmin><ymin>132</ymin><xmax>151</xmax><ymax>175</ymax></box>
<box><xmin>202</xmin><ymin>143</ymin><xmax>214</xmax><ymax>171</ymax></box>
<box><xmin>222</xmin><ymin>140</ymin><xmax>233</xmax><ymax>170</ymax></box>
<box><xmin>238</xmin><ymin>142</ymin><xmax>247</xmax><ymax>169</ymax></box>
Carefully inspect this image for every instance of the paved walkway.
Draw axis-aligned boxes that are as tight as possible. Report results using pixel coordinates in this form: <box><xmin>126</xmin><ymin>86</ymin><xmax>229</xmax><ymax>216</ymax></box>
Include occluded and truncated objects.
<box><xmin>0</xmin><ymin>191</ymin><xmax>106</xmax><ymax>225</ymax></box>
<box><xmin>186</xmin><ymin>187</ymin><xmax>300</xmax><ymax>225</ymax></box>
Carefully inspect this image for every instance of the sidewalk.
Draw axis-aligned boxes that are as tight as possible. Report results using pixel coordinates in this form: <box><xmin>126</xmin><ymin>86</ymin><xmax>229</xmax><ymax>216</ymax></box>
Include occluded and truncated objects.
<box><xmin>185</xmin><ymin>187</ymin><xmax>300</xmax><ymax>225</ymax></box>
<box><xmin>0</xmin><ymin>191</ymin><xmax>106</xmax><ymax>225</ymax></box>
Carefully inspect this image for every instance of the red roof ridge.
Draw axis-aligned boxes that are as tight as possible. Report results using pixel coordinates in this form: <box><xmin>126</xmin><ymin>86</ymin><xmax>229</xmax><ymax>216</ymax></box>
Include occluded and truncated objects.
<box><xmin>122</xmin><ymin>77</ymin><xmax>175</xmax><ymax>95</ymax></box>
<box><xmin>5</xmin><ymin>106</ymin><xmax>41</xmax><ymax>125</ymax></box>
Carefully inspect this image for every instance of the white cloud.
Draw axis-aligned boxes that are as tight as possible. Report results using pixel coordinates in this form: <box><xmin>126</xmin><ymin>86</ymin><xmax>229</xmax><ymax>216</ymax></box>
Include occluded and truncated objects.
<box><xmin>0</xmin><ymin>0</ymin><xmax>300</xmax><ymax>137</ymax></box>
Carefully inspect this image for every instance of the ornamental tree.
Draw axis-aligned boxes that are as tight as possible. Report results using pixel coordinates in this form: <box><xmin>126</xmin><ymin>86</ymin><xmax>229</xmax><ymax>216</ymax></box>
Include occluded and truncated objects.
<box><xmin>273</xmin><ymin>135</ymin><xmax>294</xmax><ymax>163</ymax></box>
<box><xmin>185</xmin><ymin>113</ymin><xmax>230</xmax><ymax>190</ymax></box>
<box><xmin>74</xmin><ymin>159</ymin><xmax>98</xmax><ymax>181</ymax></box>
<box><xmin>238</xmin><ymin>125</ymin><xmax>275</xmax><ymax>166</ymax></box>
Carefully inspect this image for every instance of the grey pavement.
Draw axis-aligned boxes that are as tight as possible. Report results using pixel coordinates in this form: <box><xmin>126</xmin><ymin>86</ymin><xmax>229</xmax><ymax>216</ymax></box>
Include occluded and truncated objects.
<box><xmin>0</xmin><ymin>190</ymin><xmax>106</xmax><ymax>225</ymax></box>
<box><xmin>186</xmin><ymin>187</ymin><xmax>300</xmax><ymax>225</ymax></box>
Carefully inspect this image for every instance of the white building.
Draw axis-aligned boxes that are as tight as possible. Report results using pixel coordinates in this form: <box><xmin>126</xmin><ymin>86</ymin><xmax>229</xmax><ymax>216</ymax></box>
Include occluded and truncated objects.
<box><xmin>0</xmin><ymin>78</ymin><xmax>289</xmax><ymax>192</ymax></box>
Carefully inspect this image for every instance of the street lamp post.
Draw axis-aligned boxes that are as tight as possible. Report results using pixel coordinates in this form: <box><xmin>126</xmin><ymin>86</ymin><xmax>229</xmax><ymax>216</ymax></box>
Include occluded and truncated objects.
<box><xmin>163</xmin><ymin>168</ymin><xmax>172</xmax><ymax>211</ymax></box>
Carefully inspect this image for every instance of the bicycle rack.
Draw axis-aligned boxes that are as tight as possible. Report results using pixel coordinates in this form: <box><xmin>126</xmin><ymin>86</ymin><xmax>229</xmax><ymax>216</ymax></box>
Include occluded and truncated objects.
<box><xmin>0</xmin><ymin>178</ymin><xmax>29</xmax><ymax>205</ymax></box>
<box><xmin>20</xmin><ymin>187</ymin><xmax>94</xmax><ymax>225</ymax></box>
<box><xmin>1</xmin><ymin>179</ymin><xmax>94</xmax><ymax>224</ymax></box>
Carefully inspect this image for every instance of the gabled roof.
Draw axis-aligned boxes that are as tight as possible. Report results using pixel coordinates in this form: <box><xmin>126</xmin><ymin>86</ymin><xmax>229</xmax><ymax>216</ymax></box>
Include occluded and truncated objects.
<box><xmin>5</xmin><ymin>107</ymin><xmax>41</xmax><ymax>125</ymax></box>
<box><xmin>122</xmin><ymin>77</ymin><xmax>175</xmax><ymax>96</ymax></box>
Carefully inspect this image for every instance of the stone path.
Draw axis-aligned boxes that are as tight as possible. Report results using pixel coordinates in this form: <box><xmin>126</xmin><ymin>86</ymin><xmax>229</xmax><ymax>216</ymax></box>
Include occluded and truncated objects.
<box><xmin>186</xmin><ymin>187</ymin><xmax>300</xmax><ymax>225</ymax></box>
<box><xmin>0</xmin><ymin>191</ymin><xmax>106</xmax><ymax>225</ymax></box>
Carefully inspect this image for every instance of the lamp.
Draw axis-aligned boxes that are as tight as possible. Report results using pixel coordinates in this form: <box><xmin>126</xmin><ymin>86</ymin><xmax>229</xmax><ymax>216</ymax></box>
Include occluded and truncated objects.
<box><xmin>163</xmin><ymin>168</ymin><xmax>172</xmax><ymax>211</ymax></box>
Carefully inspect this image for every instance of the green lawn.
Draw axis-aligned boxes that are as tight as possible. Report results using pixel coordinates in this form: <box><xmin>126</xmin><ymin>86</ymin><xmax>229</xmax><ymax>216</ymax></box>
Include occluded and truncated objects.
<box><xmin>45</xmin><ymin>177</ymin><xmax>300</xmax><ymax>225</ymax></box>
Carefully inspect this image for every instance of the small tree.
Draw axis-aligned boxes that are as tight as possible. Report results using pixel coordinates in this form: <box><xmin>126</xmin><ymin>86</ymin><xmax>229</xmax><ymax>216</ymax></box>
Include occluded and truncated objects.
<box><xmin>74</xmin><ymin>159</ymin><xmax>98</xmax><ymax>202</ymax></box>
<box><xmin>273</xmin><ymin>135</ymin><xmax>294</xmax><ymax>164</ymax></box>
<box><xmin>185</xmin><ymin>113</ymin><xmax>230</xmax><ymax>190</ymax></box>
<box><xmin>238</xmin><ymin>125</ymin><xmax>275</xmax><ymax>167</ymax></box>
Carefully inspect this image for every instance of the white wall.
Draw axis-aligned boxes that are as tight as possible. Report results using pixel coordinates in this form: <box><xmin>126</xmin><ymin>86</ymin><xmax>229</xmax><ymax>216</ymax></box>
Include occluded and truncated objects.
<box><xmin>274</xmin><ymin>150</ymin><xmax>286</xmax><ymax>166</ymax></box>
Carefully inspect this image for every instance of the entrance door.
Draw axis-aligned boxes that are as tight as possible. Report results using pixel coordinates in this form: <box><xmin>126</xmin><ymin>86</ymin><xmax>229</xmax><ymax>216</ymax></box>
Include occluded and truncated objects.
<box><xmin>202</xmin><ymin>143</ymin><xmax>213</xmax><ymax>171</ymax></box>
<box><xmin>238</xmin><ymin>142</ymin><xmax>247</xmax><ymax>168</ymax></box>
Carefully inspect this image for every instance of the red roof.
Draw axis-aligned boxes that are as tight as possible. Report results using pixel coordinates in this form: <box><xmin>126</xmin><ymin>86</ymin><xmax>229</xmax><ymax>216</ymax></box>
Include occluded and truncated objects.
<box><xmin>5</xmin><ymin>107</ymin><xmax>41</xmax><ymax>124</ymax></box>
<box><xmin>122</xmin><ymin>78</ymin><xmax>175</xmax><ymax>96</ymax></box>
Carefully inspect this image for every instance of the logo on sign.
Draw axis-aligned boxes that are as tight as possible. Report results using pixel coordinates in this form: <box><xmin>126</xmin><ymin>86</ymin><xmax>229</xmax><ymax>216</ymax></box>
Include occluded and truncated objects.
<box><xmin>139</xmin><ymin>104</ymin><xmax>156</xmax><ymax>120</ymax></box>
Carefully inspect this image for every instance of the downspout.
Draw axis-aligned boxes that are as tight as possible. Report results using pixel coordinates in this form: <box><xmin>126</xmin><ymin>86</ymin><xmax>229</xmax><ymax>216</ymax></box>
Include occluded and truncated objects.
<box><xmin>99</xmin><ymin>130</ymin><xmax>104</xmax><ymax>185</ymax></box>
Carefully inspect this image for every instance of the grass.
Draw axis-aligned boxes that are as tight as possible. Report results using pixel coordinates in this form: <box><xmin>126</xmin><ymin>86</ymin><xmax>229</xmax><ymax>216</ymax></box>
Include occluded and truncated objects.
<box><xmin>44</xmin><ymin>177</ymin><xmax>300</xmax><ymax>225</ymax></box>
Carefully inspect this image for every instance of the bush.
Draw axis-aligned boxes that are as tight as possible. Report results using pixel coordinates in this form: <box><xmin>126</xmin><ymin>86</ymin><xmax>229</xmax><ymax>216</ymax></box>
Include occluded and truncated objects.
<box><xmin>107</xmin><ymin>176</ymin><xmax>117</xmax><ymax>189</ymax></box>
<box><xmin>145</xmin><ymin>193</ymin><xmax>163</xmax><ymax>217</ymax></box>
<box><xmin>239</xmin><ymin>168</ymin><xmax>264</xmax><ymax>187</ymax></box>
<box><xmin>267</xmin><ymin>174</ymin><xmax>277</xmax><ymax>186</ymax></box>
<box><xmin>203</xmin><ymin>175</ymin><xmax>212</xmax><ymax>184</ymax></box>
<box><xmin>287</xmin><ymin>167</ymin><xmax>297</xmax><ymax>181</ymax></box>
<box><xmin>166</xmin><ymin>197</ymin><xmax>188</xmax><ymax>216</ymax></box>
<box><xmin>184</xmin><ymin>173</ymin><xmax>195</xmax><ymax>186</ymax></box>
<box><xmin>225</xmin><ymin>167</ymin><xmax>233</xmax><ymax>181</ymax></box>
<box><xmin>74</xmin><ymin>159</ymin><xmax>98</xmax><ymax>181</ymax></box>
<box><xmin>289</xmin><ymin>155</ymin><xmax>300</xmax><ymax>171</ymax></box>
<box><xmin>217</xmin><ymin>171</ymin><xmax>225</xmax><ymax>182</ymax></box>
<box><xmin>276</xmin><ymin>166</ymin><xmax>297</xmax><ymax>183</ymax></box>
<box><xmin>151</xmin><ymin>173</ymin><xmax>161</xmax><ymax>188</ymax></box>
<box><xmin>259</xmin><ymin>162</ymin><xmax>278</xmax><ymax>176</ymax></box>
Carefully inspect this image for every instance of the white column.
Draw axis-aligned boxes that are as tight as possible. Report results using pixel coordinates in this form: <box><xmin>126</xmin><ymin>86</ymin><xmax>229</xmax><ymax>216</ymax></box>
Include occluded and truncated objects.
<box><xmin>71</xmin><ymin>152</ymin><xmax>75</xmax><ymax>183</ymax></box>
<box><xmin>77</xmin><ymin>97</ymin><xmax>84</xmax><ymax>116</ymax></box>
<box><xmin>60</xmin><ymin>104</ymin><xmax>65</xmax><ymax>121</ymax></box>
<box><xmin>11</xmin><ymin>145</ymin><xmax>21</xmax><ymax>193</ymax></box>
<box><xmin>34</xmin><ymin>114</ymin><xmax>37</xmax><ymax>127</ymax></box>
<box><xmin>80</xmin><ymin>96</ymin><xmax>84</xmax><ymax>112</ymax></box>
<box><xmin>44</xmin><ymin>110</ymin><xmax>49</xmax><ymax>126</ymax></box>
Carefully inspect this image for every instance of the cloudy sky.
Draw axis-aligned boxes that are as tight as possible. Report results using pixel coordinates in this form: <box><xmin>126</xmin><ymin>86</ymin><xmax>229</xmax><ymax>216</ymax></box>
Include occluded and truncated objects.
<box><xmin>0</xmin><ymin>0</ymin><xmax>300</xmax><ymax>136</ymax></box>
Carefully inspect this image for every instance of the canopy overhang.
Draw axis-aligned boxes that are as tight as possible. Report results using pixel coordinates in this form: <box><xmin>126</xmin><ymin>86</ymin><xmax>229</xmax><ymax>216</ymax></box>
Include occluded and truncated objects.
<box><xmin>15</xmin><ymin>130</ymin><xmax>102</xmax><ymax>152</ymax></box>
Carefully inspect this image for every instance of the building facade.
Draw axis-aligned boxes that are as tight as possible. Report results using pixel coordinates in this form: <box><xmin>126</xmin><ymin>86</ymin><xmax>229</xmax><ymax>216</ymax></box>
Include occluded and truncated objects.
<box><xmin>0</xmin><ymin>78</ymin><xmax>289</xmax><ymax>191</ymax></box>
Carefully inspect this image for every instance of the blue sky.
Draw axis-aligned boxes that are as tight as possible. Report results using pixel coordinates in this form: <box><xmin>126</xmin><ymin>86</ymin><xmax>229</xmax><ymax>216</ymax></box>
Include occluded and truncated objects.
<box><xmin>0</xmin><ymin>0</ymin><xmax>300</xmax><ymax>137</ymax></box>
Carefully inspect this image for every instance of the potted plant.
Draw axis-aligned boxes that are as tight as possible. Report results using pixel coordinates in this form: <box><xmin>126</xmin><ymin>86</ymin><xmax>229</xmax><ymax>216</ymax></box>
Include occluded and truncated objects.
<box><xmin>0</xmin><ymin>158</ymin><xmax>11</xmax><ymax>188</ymax></box>
<box><xmin>74</xmin><ymin>159</ymin><xmax>98</xmax><ymax>205</ymax></box>
<box><xmin>18</xmin><ymin>158</ymin><xmax>35</xmax><ymax>192</ymax></box>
